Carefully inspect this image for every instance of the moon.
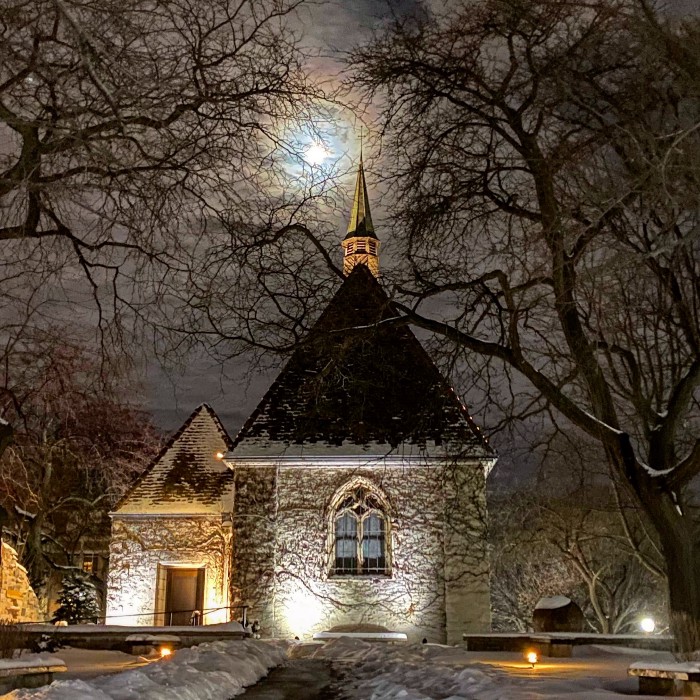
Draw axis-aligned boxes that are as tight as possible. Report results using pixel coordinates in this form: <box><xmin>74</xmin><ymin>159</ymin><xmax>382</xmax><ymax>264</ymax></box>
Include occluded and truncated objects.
<box><xmin>305</xmin><ymin>143</ymin><xmax>330</xmax><ymax>165</ymax></box>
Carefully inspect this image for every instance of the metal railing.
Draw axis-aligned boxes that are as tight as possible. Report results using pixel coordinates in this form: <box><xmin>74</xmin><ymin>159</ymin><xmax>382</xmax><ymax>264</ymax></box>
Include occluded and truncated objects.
<box><xmin>22</xmin><ymin>604</ymin><xmax>249</xmax><ymax>628</ymax></box>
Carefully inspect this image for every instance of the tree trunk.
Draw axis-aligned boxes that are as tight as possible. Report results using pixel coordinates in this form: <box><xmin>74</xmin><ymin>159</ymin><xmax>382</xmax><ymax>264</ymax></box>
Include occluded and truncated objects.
<box><xmin>633</xmin><ymin>471</ymin><xmax>700</xmax><ymax>653</ymax></box>
<box><xmin>658</xmin><ymin>522</ymin><xmax>700</xmax><ymax>654</ymax></box>
<box><xmin>614</xmin><ymin>436</ymin><xmax>699</xmax><ymax>652</ymax></box>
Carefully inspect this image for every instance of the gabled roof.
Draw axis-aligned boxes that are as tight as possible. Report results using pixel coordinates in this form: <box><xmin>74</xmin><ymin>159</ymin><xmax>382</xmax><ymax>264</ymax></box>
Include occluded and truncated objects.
<box><xmin>114</xmin><ymin>404</ymin><xmax>234</xmax><ymax>515</ymax></box>
<box><xmin>229</xmin><ymin>265</ymin><xmax>493</xmax><ymax>459</ymax></box>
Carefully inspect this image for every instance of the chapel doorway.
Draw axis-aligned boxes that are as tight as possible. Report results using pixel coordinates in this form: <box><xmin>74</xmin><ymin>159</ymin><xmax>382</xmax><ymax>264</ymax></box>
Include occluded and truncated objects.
<box><xmin>160</xmin><ymin>567</ymin><xmax>205</xmax><ymax>626</ymax></box>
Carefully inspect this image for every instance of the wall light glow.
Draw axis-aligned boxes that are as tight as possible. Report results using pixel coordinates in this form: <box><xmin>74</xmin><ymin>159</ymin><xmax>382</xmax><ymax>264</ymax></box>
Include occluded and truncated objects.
<box><xmin>283</xmin><ymin>588</ymin><xmax>326</xmax><ymax>638</ymax></box>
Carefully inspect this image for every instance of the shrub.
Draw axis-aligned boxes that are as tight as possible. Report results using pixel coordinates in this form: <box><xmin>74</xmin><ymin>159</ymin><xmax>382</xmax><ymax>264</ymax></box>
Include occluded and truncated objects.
<box><xmin>0</xmin><ymin>620</ymin><xmax>29</xmax><ymax>659</ymax></box>
<box><xmin>52</xmin><ymin>573</ymin><xmax>100</xmax><ymax>625</ymax></box>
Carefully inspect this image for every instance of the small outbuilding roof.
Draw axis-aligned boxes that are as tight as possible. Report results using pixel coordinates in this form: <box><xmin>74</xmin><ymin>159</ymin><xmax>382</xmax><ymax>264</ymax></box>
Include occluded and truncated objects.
<box><xmin>114</xmin><ymin>404</ymin><xmax>233</xmax><ymax>515</ymax></box>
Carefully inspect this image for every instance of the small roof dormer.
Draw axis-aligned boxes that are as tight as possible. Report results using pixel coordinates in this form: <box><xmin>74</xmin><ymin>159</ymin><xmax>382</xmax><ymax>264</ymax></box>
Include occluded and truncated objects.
<box><xmin>342</xmin><ymin>152</ymin><xmax>380</xmax><ymax>277</ymax></box>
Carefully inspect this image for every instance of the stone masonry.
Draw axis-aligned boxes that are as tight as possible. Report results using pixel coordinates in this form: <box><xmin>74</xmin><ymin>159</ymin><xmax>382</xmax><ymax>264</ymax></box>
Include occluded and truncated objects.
<box><xmin>107</xmin><ymin>516</ymin><xmax>231</xmax><ymax>626</ymax></box>
<box><xmin>231</xmin><ymin>461</ymin><xmax>490</xmax><ymax>644</ymax></box>
<box><xmin>0</xmin><ymin>542</ymin><xmax>41</xmax><ymax>622</ymax></box>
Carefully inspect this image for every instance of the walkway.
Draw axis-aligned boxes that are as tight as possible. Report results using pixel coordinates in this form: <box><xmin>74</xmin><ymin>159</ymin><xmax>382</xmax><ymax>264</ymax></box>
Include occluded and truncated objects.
<box><xmin>239</xmin><ymin>658</ymin><xmax>339</xmax><ymax>699</ymax></box>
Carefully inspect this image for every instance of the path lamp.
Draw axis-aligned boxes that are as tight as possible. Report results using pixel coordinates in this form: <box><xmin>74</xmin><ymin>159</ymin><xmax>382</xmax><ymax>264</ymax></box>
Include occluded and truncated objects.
<box><xmin>640</xmin><ymin>617</ymin><xmax>656</xmax><ymax>634</ymax></box>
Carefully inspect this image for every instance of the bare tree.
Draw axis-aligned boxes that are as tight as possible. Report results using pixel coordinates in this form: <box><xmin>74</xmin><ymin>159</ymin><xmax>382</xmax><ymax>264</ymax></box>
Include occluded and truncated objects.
<box><xmin>348</xmin><ymin>0</ymin><xmax>700</xmax><ymax>649</ymax></box>
<box><xmin>0</xmin><ymin>0</ymin><xmax>336</xmax><ymax>361</ymax></box>
<box><xmin>490</xmin><ymin>538</ymin><xmax>582</xmax><ymax>632</ymax></box>
<box><xmin>494</xmin><ymin>483</ymin><xmax>666</xmax><ymax>633</ymax></box>
<box><xmin>0</xmin><ymin>333</ymin><xmax>160</xmax><ymax>603</ymax></box>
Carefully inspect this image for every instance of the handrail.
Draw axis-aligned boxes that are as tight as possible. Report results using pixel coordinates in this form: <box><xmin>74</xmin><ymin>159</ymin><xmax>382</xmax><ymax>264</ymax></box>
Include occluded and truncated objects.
<box><xmin>20</xmin><ymin>604</ymin><xmax>249</xmax><ymax>627</ymax></box>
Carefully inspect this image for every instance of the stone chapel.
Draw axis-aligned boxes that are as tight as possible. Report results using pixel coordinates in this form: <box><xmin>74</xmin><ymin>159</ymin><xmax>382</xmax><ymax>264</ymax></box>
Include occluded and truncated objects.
<box><xmin>106</xmin><ymin>156</ymin><xmax>497</xmax><ymax>644</ymax></box>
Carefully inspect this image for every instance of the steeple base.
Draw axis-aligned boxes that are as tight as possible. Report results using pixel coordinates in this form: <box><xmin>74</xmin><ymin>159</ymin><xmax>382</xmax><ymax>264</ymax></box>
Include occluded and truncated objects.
<box><xmin>342</xmin><ymin>236</ymin><xmax>380</xmax><ymax>278</ymax></box>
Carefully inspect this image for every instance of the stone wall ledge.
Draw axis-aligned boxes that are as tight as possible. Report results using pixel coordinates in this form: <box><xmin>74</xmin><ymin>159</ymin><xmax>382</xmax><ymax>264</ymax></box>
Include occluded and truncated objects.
<box><xmin>16</xmin><ymin>624</ymin><xmax>250</xmax><ymax>651</ymax></box>
<box><xmin>463</xmin><ymin>632</ymin><xmax>672</xmax><ymax>657</ymax></box>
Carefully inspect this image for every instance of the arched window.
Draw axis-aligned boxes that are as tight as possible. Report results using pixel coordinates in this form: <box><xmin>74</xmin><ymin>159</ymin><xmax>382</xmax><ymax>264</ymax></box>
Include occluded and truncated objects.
<box><xmin>330</xmin><ymin>483</ymin><xmax>389</xmax><ymax>576</ymax></box>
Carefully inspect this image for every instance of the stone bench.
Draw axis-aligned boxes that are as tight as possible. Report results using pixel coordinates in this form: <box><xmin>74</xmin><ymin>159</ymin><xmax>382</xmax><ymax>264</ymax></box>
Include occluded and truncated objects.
<box><xmin>629</xmin><ymin>661</ymin><xmax>700</xmax><ymax>696</ymax></box>
<box><xmin>463</xmin><ymin>633</ymin><xmax>673</xmax><ymax>658</ymax></box>
<box><xmin>313</xmin><ymin>631</ymin><xmax>408</xmax><ymax>643</ymax></box>
<box><xmin>0</xmin><ymin>660</ymin><xmax>67</xmax><ymax>691</ymax></box>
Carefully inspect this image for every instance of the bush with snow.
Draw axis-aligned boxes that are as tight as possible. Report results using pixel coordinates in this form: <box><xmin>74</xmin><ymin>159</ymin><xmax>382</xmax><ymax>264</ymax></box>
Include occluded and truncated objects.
<box><xmin>51</xmin><ymin>574</ymin><xmax>100</xmax><ymax>625</ymax></box>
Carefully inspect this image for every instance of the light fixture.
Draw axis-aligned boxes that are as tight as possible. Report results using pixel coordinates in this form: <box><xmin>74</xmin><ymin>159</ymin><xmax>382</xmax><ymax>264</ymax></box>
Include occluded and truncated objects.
<box><xmin>215</xmin><ymin>452</ymin><xmax>224</xmax><ymax>460</ymax></box>
<box><xmin>159</xmin><ymin>647</ymin><xmax>172</xmax><ymax>658</ymax></box>
<box><xmin>640</xmin><ymin>617</ymin><xmax>656</xmax><ymax>634</ymax></box>
<box><xmin>526</xmin><ymin>650</ymin><xmax>539</xmax><ymax>668</ymax></box>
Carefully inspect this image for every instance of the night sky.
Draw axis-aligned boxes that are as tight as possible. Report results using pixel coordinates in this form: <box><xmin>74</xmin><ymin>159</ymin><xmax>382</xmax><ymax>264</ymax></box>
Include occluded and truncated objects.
<box><xmin>145</xmin><ymin>0</ymin><xmax>700</xmax><ymax>479</ymax></box>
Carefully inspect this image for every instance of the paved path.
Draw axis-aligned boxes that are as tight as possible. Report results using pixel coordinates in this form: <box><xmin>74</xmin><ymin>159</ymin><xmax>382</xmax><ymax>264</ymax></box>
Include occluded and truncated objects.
<box><xmin>239</xmin><ymin>658</ymin><xmax>339</xmax><ymax>699</ymax></box>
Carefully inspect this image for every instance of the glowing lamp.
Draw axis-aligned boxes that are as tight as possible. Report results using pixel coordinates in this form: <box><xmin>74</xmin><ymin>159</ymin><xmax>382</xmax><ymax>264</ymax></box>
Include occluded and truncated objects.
<box><xmin>283</xmin><ymin>588</ymin><xmax>325</xmax><ymax>638</ymax></box>
<box><xmin>526</xmin><ymin>650</ymin><xmax>539</xmax><ymax>668</ymax></box>
<box><xmin>215</xmin><ymin>452</ymin><xmax>224</xmax><ymax>460</ymax></box>
<box><xmin>640</xmin><ymin>617</ymin><xmax>656</xmax><ymax>633</ymax></box>
<box><xmin>159</xmin><ymin>647</ymin><xmax>172</xmax><ymax>658</ymax></box>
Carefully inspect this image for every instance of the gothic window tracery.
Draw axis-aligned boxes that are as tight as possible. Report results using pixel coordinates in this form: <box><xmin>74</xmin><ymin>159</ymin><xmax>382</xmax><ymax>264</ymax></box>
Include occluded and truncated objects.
<box><xmin>330</xmin><ymin>484</ymin><xmax>389</xmax><ymax>576</ymax></box>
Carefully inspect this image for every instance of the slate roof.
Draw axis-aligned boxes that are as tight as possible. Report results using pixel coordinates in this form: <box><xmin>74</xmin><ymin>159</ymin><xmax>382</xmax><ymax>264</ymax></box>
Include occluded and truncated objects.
<box><xmin>229</xmin><ymin>265</ymin><xmax>493</xmax><ymax>459</ymax></box>
<box><xmin>114</xmin><ymin>404</ymin><xmax>234</xmax><ymax>515</ymax></box>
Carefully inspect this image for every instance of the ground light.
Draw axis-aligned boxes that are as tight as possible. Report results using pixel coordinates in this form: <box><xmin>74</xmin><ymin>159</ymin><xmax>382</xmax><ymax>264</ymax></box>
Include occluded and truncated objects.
<box><xmin>526</xmin><ymin>650</ymin><xmax>539</xmax><ymax>668</ymax></box>
<box><xmin>640</xmin><ymin>617</ymin><xmax>656</xmax><ymax>633</ymax></box>
<box><xmin>159</xmin><ymin>647</ymin><xmax>172</xmax><ymax>658</ymax></box>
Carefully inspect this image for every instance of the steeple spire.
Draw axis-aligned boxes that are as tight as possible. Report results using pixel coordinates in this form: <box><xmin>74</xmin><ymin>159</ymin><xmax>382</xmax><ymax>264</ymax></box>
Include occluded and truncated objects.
<box><xmin>346</xmin><ymin>150</ymin><xmax>375</xmax><ymax>237</ymax></box>
<box><xmin>342</xmin><ymin>149</ymin><xmax>380</xmax><ymax>277</ymax></box>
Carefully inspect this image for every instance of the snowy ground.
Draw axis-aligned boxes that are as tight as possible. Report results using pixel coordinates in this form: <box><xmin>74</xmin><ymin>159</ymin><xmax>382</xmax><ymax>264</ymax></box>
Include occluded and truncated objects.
<box><xmin>1</xmin><ymin>637</ymin><xmax>685</xmax><ymax>700</ymax></box>
<box><xmin>294</xmin><ymin>637</ymin><xmax>679</xmax><ymax>699</ymax></box>
<box><xmin>2</xmin><ymin>640</ymin><xmax>286</xmax><ymax>699</ymax></box>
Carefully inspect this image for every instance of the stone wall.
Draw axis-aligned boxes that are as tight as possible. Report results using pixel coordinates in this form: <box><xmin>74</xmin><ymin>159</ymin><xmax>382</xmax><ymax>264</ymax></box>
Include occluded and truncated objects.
<box><xmin>0</xmin><ymin>542</ymin><xmax>41</xmax><ymax>622</ymax></box>
<box><xmin>443</xmin><ymin>463</ymin><xmax>491</xmax><ymax>644</ymax></box>
<box><xmin>106</xmin><ymin>516</ymin><xmax>232</xmax><ymax>626</ymax></box>
<box><xmin>232</xmin><ymin>461</ymin><xmax>490</xmax><ymax>643</ymax></box>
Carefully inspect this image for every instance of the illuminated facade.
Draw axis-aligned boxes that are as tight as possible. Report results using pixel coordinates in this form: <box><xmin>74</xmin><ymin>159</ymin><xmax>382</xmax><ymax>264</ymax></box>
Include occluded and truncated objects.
<box><xmin>106</xmin><ymin>406</ymin><xmax>233</xmax><ymax>627</ymax></box>
<box><xmin>106</xmin><ymin>159</ymin><xmax>496</xmax><ymax>642</ymax></box>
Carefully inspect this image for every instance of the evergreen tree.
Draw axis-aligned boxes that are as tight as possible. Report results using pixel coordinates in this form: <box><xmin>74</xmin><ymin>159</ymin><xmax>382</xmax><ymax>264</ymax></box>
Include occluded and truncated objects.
<box><xmin>52</xmin><ymin>573</ymin><xmax>100</xmax><ymax>625</ymax></box>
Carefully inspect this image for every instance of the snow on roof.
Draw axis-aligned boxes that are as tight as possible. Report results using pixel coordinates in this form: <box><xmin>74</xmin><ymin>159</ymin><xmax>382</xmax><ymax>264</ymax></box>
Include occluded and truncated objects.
<box><xmin>230</xmin><ymin>265</ymin><xmax>493</xmax><ymax>461</ymax></box>
<box><xmin>114</xmin><ymin>404</ymin><xmax>234</xmax><ymax>516</ymax></box>
<box><xmin>535</xmin><ymin>596</ymin><xmax>573</xmax><ymax>610</ymax></box>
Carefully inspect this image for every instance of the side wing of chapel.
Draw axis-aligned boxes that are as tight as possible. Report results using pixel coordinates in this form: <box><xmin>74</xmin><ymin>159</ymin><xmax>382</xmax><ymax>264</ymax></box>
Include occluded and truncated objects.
<box><xmin>106</xmin><ymin>404</ymin><xmax>234</xmax><ymax>626</ymax></box>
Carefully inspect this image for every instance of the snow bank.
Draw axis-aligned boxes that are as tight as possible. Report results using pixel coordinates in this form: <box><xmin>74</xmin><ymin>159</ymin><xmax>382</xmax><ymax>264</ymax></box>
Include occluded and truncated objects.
<box><xmin>6</xmin><ymin>640</ymin><xmax>285</xmax><ymax>699</ymax></box>
<box><xmin>300</xmin><ymin>638</ymin><xmax>501</xmax><ymax>699</ymax></box>
<box><xmin>299</xmin><ymin>637</ymin><xmax>657</xmax><ymax>699</ymax></box>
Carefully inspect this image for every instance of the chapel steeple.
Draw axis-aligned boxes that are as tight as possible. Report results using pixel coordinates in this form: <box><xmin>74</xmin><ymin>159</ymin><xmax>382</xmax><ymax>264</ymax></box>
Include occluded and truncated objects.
<box><xmin>341</xmin><ymin>151</ymin><xmax>380</xmax><ymax>277</ymax></box>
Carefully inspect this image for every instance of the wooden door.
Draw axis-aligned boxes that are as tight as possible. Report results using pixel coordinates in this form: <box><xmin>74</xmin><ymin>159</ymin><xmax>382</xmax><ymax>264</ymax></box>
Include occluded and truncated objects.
<box><xmin>164</xmin><ymin>568</ymin><xmax>204</xmax><ymax>626</ymax></box>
